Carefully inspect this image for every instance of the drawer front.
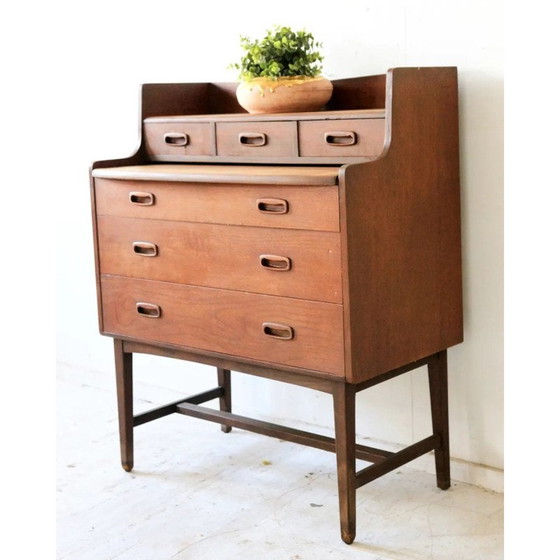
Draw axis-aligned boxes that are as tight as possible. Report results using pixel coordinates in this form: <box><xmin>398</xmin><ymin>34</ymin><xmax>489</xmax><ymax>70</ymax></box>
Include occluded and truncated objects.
<box><xmin>216</xmin><ymin>121</ymin><xmax>297</xmax><ymax>157</ymax></box>
<box><xmin>144</xmin><ymin>121</ymin><xmax>214</xmax><ymax>158</ymax></box>
<box><xmin>299</xmin><ymin>118</ymin><xmax>385</xmax><ymax>157</ymax></box>
<box><xmin>101</xmin><ymin>276</ymin><xmax>344</xmax><ymax>375</ymax></box>
<box><xmin>94</xmin><ymin>179</ymin><xmax>339</xmax><ymax>232</ymax></box>
<box><xmin>97</xmin><ymin>216</ymin><xmax>342</xmax><ymax>303</ymax></box>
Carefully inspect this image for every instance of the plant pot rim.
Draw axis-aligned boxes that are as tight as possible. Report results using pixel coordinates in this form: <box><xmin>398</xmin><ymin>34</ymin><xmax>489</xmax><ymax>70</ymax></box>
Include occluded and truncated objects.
<box><xmin>239</xmin><ymin>75</ymin><xmax>328</xmax><ymax>82</ymax></box>
<box><xmin>238</xmin><ymin>75</ymin><xmax>330</xmax><ymax>91</ymax></box>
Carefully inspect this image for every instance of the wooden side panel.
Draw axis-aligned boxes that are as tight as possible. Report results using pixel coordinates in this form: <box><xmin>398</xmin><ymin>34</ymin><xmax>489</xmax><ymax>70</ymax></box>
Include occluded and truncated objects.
<box><xmin>89</xmin><ymin>171</ymin><xmax>105</xmax><ymax>333</ymax></box>
<box><xmin>140</xmin><ymin>83</ymin><xmax>210</xmax><ymax>119</ymax></box>
<box><xmin>97</xmin><ymin>216</ymin><xmax>342</xmax><ymax>303</ymax></box>
<box><xmin>340</xmin><ymin>67</ymin><xmax>463</xmax><ymax>383</ymax></box>
<box><xmin>94</xmin><ymin>179</ymin><xmax>340</xmax><ymax>232</ymax></box>
<box><xmin>101</xmin><ymin>276</ymin><xmax>345</xmax><ymax>376</ymax></box>
<box><xmin>140</xmin><ymin>78</ymin><xmax>387</xmax><ymax>118</ymax></box>
<box><xmin>207</xmin><ymin>82</ymin><xmax>244</xmax><ymax>114</ymax></box>
<box><xmin>327</xmin><ymin>74</ymin><xmax>387</xmax><ymax>111</ymax></box>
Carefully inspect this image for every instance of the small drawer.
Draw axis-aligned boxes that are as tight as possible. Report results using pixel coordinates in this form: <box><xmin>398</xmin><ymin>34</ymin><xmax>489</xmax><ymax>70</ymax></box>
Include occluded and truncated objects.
<box><xmin>144</xmin><ymin>121</ymin><xmax>214</xmax><ymax>159</ymax></box>
<box><xmin>216</xmin><ymin>121</ymin><xmax>297</xmax><ymax>157</ymax></box>
<box><xmin>97</xmin><ymin>216</ymin><xmax>342</xmax><ymax>303</ymax></box>
<box><xmin>299</xmin><ymin>118</ymin><xmax>385</xmax><ymax>157</ymax></box>
<box><xmin>101</xmin><ymin>276</ymin><xmax>344</xmax><ymax>375</ymax></box>
<box><xmin>94</xmin><ymin>179</ymin><xmax>340</xmax><ymax>232</ymax></box>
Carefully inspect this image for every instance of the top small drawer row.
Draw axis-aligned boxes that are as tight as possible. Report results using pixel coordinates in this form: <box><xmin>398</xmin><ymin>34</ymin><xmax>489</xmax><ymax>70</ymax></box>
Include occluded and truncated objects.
<box><xmin>143</xmin><ymin>111</ymin><xmax>385</xmax><ymax>163</ymax></box>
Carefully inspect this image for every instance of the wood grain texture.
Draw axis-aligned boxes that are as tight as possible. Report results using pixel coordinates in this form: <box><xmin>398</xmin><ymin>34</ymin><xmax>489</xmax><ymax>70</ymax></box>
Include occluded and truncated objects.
<box><xmin>428</xmin><ymin>350</ymin><xmax>450</xmax><ymax>489</ymax></box>
<box><xmin>114</xmin><ymin>339</ymin><xmax>134</xmax><ymax>472</ymax></box>
<box><xmin>142</xmin><ymin>109</ymin><xmax>385</xmax><ymax>164</ymax></box>
<box><xmin>123</xmin><ymin>339</ymin><xmax>342</xmax><ymax>389</ymax></box>
<box><xmin>327</xmin><ymin>74</ymin><xmax>387</xmax><ymax>111</ymax></box>
<box><xmin>175</xmin><ymin>398</ymin><xmax>389</xmax><ymax>464</ymax></box>
<box><xmin>333</xmin><ymin>383</ymin><xmax>356</xmax><ymax>544</ymax></box>
<box><xmin>92</xmin><ymin>164</ymin><xmax>339</xmax><ymax>186</ymax></box>
<box><xmin>137</xmin><ymin>79</ymin><xmax>389</xmax><ymax>164</ymax></box>
<box><xmin>144</xmin><ymin>109</ymin><xmax>384</xmax><ymax>122</ymax></box>
<box><xmin>97</xmin><ymin>216</ymin><xmax>342</xmax><ymax>303</ymax></box>
<box><xmin>216</xmin><ymin>121</ymin><xmax>297</xmax><ymax>157</ymax></box>
<box><xmin>143</xmin><ymin>121</ymin><xmax>214</xmax><ymax>158</ymax></box>
<box><xmin>217</xmin><ymin>368</ymin><xmax>232</xmax><ymax>433</ymax></box>
<box><xmin>132</xmin><ymin>388</ymin><xmax>224</xmax><ymax>427</ymax></box>
<box><xmin>91</xmin><ymin>69</ymin><xmax>460</xmax><ymax>545</ymax></box>
<box><xmin>355</xmin><ymin>435</ymin><xmax>438</xmax><ymax>488</ymax></box>
<box><xmin>140</xmin><ymin>83</ymin><xmax>211</xmax><ymax>119</ymax></box>
<box><xmin>299</xmin><ymin>118</ymin><xmax>385</xmax><ymax>158</ymax></box>
<box><xmin>101</xmin><ymin>276</ymin><xmax>344</xmax><ymax>375</ymax></box>
<box><xmin>339</xmin><ymin>67</ymin><xmax>463</xmax><ymax>383</ymax></box>
<box><xmin>94</xmin><ymin>178</ymin><xmax>340</xmax><ymax>231</ymax></box>
<box><xmin>140</xmin><ymin>78</ymin><xmax>387</xmax><ymax>119</ymax></box>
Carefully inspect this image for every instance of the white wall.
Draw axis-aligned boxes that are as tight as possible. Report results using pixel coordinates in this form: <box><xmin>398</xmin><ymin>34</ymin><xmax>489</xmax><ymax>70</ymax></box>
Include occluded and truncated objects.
<box><xmin>53</xmin><ymin>0</ymin><xmax>503</xmax><ymax>490</ymax></box>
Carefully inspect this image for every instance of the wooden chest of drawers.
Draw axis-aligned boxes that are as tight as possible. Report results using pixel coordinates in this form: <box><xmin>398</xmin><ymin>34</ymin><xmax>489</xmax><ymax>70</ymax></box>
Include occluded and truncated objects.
<box><xmin>143</xmin><ymin>109</ymin><xmax>385</xmax><ymax>164</ymax></box>
<box><xmin>93</xmin><ymin>168</ymin><xmax>345</xmax><ymax>375</ymax></box>
<box><xmin>90</xmin><ymin>68</ymin><xmax>463</xmax><ymax>544</ymax></box>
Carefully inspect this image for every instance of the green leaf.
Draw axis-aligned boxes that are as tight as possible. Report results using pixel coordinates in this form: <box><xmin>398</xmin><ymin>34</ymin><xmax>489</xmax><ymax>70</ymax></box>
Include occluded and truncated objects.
<box><xmin>230</xmin><ymin>25</ymin><xmax>325</xmax><ymax>79</ymax></box>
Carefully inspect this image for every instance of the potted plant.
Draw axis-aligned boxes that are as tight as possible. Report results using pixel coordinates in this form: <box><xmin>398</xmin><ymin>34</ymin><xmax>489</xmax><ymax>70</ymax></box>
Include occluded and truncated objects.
<box><xmin>231</xmin><ymin>26</ymin><xmax>333</xmax><ymax>114</ymax></box>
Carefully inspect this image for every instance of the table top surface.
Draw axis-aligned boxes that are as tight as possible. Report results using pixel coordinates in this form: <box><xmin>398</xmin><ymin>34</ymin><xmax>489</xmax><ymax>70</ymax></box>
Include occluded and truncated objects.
<box><xmin>92</xmin><ymin>164</ymin><xmax>341</xmax><ymax>185</ymax></box>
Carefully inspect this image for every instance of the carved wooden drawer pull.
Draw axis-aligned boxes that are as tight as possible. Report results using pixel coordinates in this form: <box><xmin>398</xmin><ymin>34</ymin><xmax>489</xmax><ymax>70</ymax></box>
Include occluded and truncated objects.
<box><xmin>262</xmin><ymin>322</ymin><xmax>294</xmax><ymax>340</ymax></box>
<box><xmin>239</xmin><ymin>132</ymin><xmax>267</xmax><ymax>146</ymax></box>
<box><xmin>256</xmin><ymin>198</ymin><xmax>289</xmax><ymax>214</ymax></box>
<box><xmin>259</xmin><ymin>254</ymin><xmax>292</xmax><ymax>271</ymax></box>
<box><xmin>324</xmin><ymin>131</ymin><xmax>357</xmax><ymax>146</ymax></box>
<box><xmin>129</xmin><ymin>191</ymin><xmax>155</xmax><ymax>206</ymax></box>
<box><xmin>163</xmin><ymin>132</ymin><xmax>189</xmax><ymax>146</ymax></box>
<box><xmin>136</xmin><ymin>302</ymin><xmax>161</xmax><ymax>318</ymax></box>
<box><xmin>132</xmin><ymin>241</ymin><xmax>158</xmax><ymax>257</ymax></box>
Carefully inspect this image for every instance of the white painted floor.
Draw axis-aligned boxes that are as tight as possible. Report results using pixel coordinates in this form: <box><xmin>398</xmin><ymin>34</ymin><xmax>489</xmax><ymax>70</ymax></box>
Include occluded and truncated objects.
<box><xmin>57</xmin><ymin>363</ymin><xmax>503</xmax><ymax>560</ymax></box>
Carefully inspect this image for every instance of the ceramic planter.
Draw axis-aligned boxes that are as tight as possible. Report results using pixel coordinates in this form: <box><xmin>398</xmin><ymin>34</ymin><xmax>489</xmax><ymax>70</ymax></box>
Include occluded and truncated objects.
<box><xmin>236</xmin><ymin>76</ymin><xmax>333</xmax><ymax>114</ymax></box>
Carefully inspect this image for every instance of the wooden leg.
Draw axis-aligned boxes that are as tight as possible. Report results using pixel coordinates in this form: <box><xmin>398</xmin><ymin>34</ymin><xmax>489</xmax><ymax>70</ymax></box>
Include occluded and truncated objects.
<box><xmin>333</xmin><ymin>382</ymin><xmax>356</xmax><ymax>544</ymax></box>
<box><xmin>428</xmin><ymin>350</ymin><xmax>450</xmax><ymax>489</ymax></box>
<box><xmin>114</xmin><ymin>339</ymin><xmax>134</xmax><ymax>472</ymax></box>
<box><xmin>217</xmin><ymin>367</ymin><xmax>232</xmax><ymax>433</ymax></box>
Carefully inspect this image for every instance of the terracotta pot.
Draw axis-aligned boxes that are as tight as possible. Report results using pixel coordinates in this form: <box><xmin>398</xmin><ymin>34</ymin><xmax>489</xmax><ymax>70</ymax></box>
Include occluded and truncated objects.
<box><xmin>236</xmin><ymin>76</ymin><xmax>333</xmax><ymax>114</ymax></box>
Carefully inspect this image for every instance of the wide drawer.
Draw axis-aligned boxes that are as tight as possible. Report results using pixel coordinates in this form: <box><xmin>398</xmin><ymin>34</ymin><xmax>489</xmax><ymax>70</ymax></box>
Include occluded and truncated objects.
<box><xmin>97</xmin><ymin>216</ymin><xmax>342</xmax><ymax>303</ymax></box>
<box><xmin>144</xmin><ymin>121</ymin><xmax>214</xmax><ymax>158</ymax></box>
<box><xmin>94</xmin><ymin>178</ymin><xmax>340</xmax><ymax>232</ymax></box>
<box><xmin>101</xmin><ymin>276</ymin><xmax>344</xmax><ymax>375</ymax></box>
<box><xmin>299</xmin><ymin>118</ymin><xmax>385</xmax><ymax>157</ymax></box>
<box><xmin>216</xmin><ymin>121</ymin><xmax>297</xmax><ymax>157</ymax></box>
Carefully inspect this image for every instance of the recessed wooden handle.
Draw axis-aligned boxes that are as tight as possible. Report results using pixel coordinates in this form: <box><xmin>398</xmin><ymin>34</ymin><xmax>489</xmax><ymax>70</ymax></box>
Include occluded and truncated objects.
<box><xmin>239</xmin><ymin>132</ymin><xmax>267</xmax><ymax>146</ymax></box>
<box><xmin>129</xmin><ymin>191</ymin><xmax>155</xmax><ymax>206</ymax></box>
<box><xmin>324</xmin><ymin>131</ymin><xmax>357</xmax><ymax>146</ymax></box>
<box><xmin>163</xmin><ymin>132</ymin><xmax>188</xmax><ymax>146</ymax></box>
<box><xmin>256</xmin><ymin>198</ymin><xmax>289</xmax><ymax>214</ymax></box>
<box><xmin>136</xmin><ymin>302</ymin><xmax>161</xmax><ymax>318</ymax></box>
<box><xmin>260</xmin><ymin>254</ymin><xmax>292</xmax><ymax>271</ymax></box>
<box><xmin>132</xmin><ymin>241</ymin><xmax>158</xmax><ymax>257</ymax></box>
<box><xmin>262</xmin><ymin>322</ymin><xmax>294</xmax><ymax>340</ymax></box>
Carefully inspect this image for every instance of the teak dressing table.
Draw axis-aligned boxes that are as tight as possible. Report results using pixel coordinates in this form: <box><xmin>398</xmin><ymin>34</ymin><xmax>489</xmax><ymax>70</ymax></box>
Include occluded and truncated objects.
<box><xmin>90</xmin><ymin>67</ymin><xmax>463</xmax><ymax>544</ymax></box>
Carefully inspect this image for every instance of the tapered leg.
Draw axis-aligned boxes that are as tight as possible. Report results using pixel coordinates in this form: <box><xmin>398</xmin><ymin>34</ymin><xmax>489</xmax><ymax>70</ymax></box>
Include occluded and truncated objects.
<box><xmin>333</xmin><ymin>382</ymin><xmax>357</xmax><ymax>544</ymax></box>
<box><xmin>217</xmin><ymin>368</ymin><xmax>232</xmax><ymax>433</ymax></box>
<box><xmin>114</xmin><ymin>339</ymin><xmax>134</xmax><ymax>472</ymax></box>
<box><xmin>428</xmin><ymin>350</ymin><xmax>450</xmax><ymax>489</ymax></box>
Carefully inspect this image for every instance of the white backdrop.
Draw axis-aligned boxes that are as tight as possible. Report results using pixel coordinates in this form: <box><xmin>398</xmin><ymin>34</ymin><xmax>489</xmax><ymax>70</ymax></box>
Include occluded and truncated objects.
<box><xmin>52</xmin><ymin>0</ymin><xmax>503</xmax><ymax>490</ymax></box>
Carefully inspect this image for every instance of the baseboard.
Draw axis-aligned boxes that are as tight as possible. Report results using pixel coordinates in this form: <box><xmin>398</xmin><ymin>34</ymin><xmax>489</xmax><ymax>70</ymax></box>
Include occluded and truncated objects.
<box><xmin>406</xmin><ymin>452</ymin><xmax>504</xmax><ymax>493</ymax></box>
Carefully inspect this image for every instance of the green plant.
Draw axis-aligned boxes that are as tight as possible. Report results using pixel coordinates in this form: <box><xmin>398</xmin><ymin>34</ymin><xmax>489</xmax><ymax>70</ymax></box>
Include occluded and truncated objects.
<box><xmin>231</xmin><ymin>26</ymin><xmax>324</xmax><ymax>81</ymax></box>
